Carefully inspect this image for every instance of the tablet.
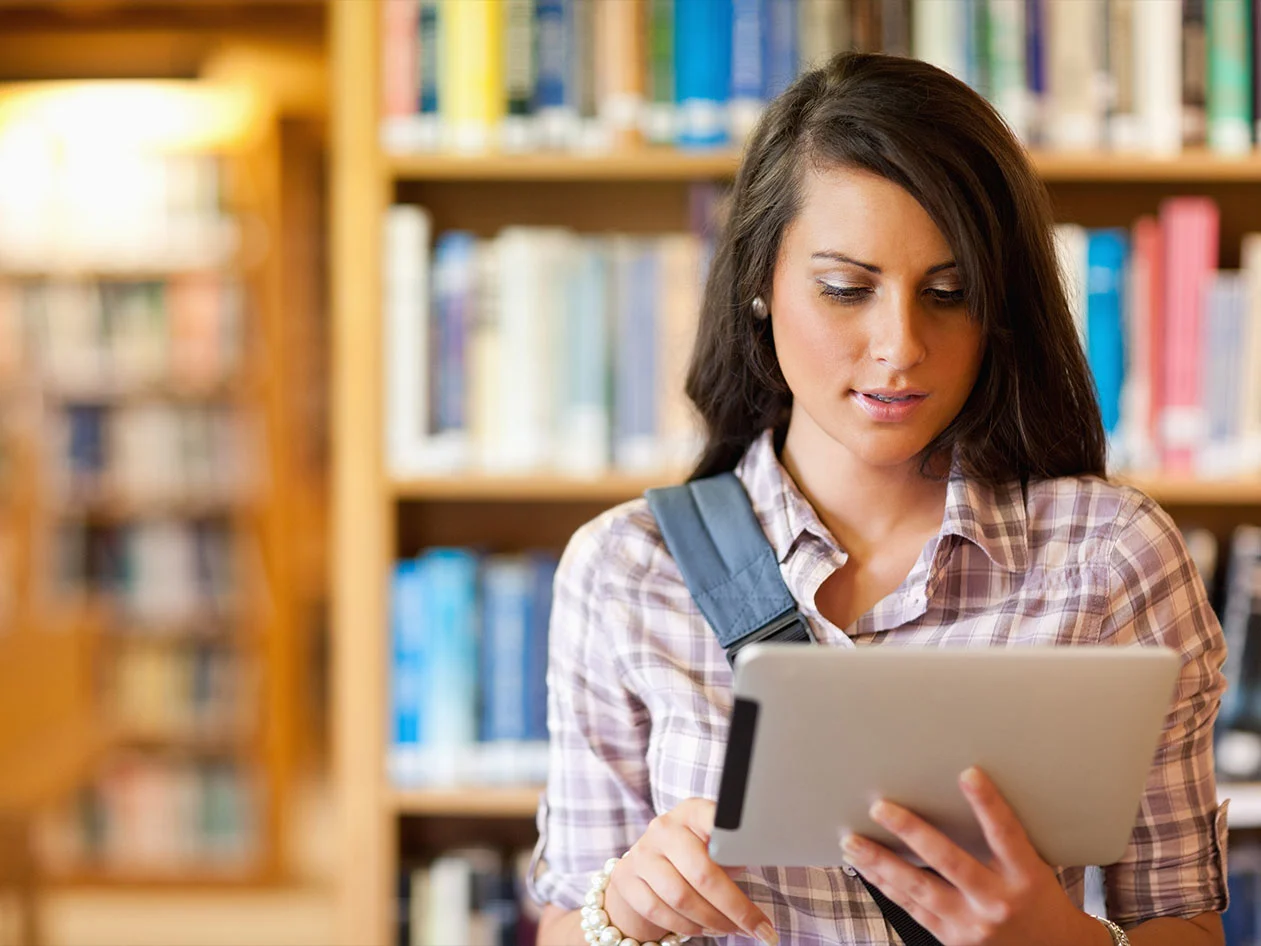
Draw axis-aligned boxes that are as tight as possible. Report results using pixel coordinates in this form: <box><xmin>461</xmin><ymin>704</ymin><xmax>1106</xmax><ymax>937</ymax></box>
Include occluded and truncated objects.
<box><xmin>708</xmin><ymin>644</ymin><xmax>1180</xmax><ymax>869</ymax></box>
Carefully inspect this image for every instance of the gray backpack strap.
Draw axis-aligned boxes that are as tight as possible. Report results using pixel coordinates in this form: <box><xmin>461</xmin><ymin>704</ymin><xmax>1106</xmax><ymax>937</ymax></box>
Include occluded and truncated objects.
<box><xmin>644</xmin><ymin>472</ymin><xmax>812</xmax><ymax>666</ymax></box>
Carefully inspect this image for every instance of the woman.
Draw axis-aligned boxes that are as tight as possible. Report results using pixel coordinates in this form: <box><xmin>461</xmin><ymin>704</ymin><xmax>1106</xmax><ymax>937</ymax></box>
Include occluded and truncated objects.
<box><xmin>527</xmin><ymin>53</ymin><xmax>1227</xmax><ymax>946</ymax></box>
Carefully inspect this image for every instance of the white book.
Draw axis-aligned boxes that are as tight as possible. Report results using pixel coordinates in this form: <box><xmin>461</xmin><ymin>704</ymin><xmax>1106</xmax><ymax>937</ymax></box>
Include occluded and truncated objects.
<box><xmin>1240</xmin><ymin>235</ymin><xmax>1261</xmax><ymax>471</ymax></box>
<box><xmin>483</xmin><ymin>227</ymin><xmax>572</xmax><ymax>473</ymax></box>
<box><xmin>384</xmin><ymin>205</ymin><xmax>467</xmax><ymax>476</ymax></box>
<box><xmin>1045</xmin><ymin>0</ymin><xmax>1105</xmax><ymax>149</ymax></box>
<box><xmin>1133</xmin><ymin>0</ymin><xmax>1182</xmax><ymax>154</ymax></box>
<box><xmin>1052</xmin><ymin>223</ymin><xmax>1089</xmax><ymax>349</ymax></box>
<box><xmin>912</xmin><ymin>0</ymin><xmax>967</xmax><ymax>83</ymax></box>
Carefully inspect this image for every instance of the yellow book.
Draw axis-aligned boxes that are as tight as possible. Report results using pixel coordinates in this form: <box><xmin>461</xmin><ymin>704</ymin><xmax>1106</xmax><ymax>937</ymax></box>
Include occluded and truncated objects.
<box><xmin>442</xmin><ymin>0</ymin><xmax>505</xmax><ymax>152</ymax></box>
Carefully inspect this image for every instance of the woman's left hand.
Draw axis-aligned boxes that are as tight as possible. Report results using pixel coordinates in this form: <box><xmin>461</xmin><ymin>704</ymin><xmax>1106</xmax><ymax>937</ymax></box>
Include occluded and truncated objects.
<box><xmin>839</xmin><ymin>766</ymin><xmax>1107</xmax><ymax>946</ymax></box>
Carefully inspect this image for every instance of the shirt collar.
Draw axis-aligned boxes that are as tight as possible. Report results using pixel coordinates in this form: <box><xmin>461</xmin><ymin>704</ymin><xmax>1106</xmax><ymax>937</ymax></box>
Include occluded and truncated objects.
<box><xmin>735</xmin><ymin>429</ymin><xmax>1030</xmax><ymax>573</ymax></box>
<box><xmin>938</xmin><ymin>452</ymin><xmax>1030</xmax><ymax>573</ymax></box>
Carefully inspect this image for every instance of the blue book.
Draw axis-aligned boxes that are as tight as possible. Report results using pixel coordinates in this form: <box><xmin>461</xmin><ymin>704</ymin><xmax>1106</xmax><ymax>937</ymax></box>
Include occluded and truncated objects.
<box><xmin>388</xmin><ymin>559</ymin><xmax>427</xmax><ymax>785</ymax></box>
<box><xmin>730</xmin><ymin>0</ymin><xmax>768</xmax><ymax>102</ymax></box>
<box><xmin>525</xmin><ymin>554</ymin><xmax>558</xmax><ymax>743</ymax></box>
<box><xmin>764</xmin><ymin>0</ymin><xmax>796</xmax><ymax>100</ymax></box>
<box><xmin>674</xmin><ymin>0</ymin><xmax>733</xmax><ymax>147</ymax></box>
<box><xmin>1085</xmin><ymin>229</ymin><xmax>1127</xmax><ymax>436</ymax></box>
<box><xmin>480</xmin><ymin>556</ymin><xmax>532</xmax><ymax>744</ymax></box>
<box><xmin>534</xmin><ymin>0</ymin><xmax>572</xmax><ymax>110</ymax></box>
<box><xmin>1025</xmin><ymin>0</ymin><xmax>1045</xmax><ymax>122</ymax></box>
<box><xmin>418</xmin><ymin>0</ymin><xmax>440</xmax><ymax>116</ymax></box>
<box><xmin>431</xmin><ymin>231</ymin><xmax>476</xmax><ymax>436</ymax></box>
<box><xmin>419</xmin><ymin>548</ymin><xmax>481</xmax><ymax>784</ymax></box>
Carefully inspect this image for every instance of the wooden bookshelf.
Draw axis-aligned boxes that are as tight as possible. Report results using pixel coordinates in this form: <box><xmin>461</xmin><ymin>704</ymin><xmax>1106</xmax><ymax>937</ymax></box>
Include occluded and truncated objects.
<box><xmin>387</xmin><ymin>146</ymin><xmax>1261</xmax><ymax>184</ymax></box>
<box><xmin>389</xmin><ymin>786</ymin><xmax>544</xmax><ymax>819</ymax></box>
<box><xmin>0</xmin><ymin>1</ymin><xmax>331</xmax><ymax>900</ymax></box>
<box><xmin>331</xmin><ymin>5</ymin><xmax>1261</xmax><ymax>943</ymax></box>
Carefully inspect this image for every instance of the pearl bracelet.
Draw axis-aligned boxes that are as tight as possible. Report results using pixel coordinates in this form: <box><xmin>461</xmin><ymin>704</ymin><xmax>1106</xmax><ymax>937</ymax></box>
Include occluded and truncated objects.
<box><xmin>1091</xmin><ymin>915</ymin><xmax>1131</xmax><ymax>946</ymax></box>
<box><xmin>579</xmin><ymin>855</ymin><xmax>689</xmax><ymax>946</ymax></box>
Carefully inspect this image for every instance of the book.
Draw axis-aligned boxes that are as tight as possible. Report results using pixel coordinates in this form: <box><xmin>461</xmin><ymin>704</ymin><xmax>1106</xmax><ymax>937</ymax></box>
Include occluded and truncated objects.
<box><xmin>674</xmin><ymin>0</ymin><xmax>733</xmax><ymax>148</ymax></box>
<box><xmin>1086</xmin><ymin>228</ymin><xmax>1128</xmax><ymax>440</ymax></box>
<box><xmin>1207</xmin><ymin>0</ymin><xmax>1253</xmax><ymax>154</ymax></box>
<box><xmin>1159</xmin><ymin>196</ymin><xmax>1220</xmax><ymax>474</ymax></box>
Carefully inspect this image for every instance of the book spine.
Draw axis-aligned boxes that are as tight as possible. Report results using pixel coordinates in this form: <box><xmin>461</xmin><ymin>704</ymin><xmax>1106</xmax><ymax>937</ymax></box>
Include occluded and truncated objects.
<box><xmin>556</xmin><ymin>237</ymin><xmax>611</xmax><ymax>475</ymax></box>
<box><xmin>441</xmin><ymin>0</ymin><xmax>505</xmax><ymax>151</ymax></box>
<box><xmin>1198</xmin><ymin>272</ymin><xmax>1244</xmax><ymax>475</ymax></box>
<box><xmin>384</xmin><ymin>205</ymin><xmax>436</xmax><ymax>477</ymax></box>
<box><xmin>764</xmin><ymin>0</ymin><xmax>797</xmax><ymax>100</ymax></box>
<box><xmin>535</xmin><ymin>0</ymin><xmax>579</xmax><ymax>147</ymax></box>
<box><xmin>502</xmin><ymin>0</ymin><xmax>538</xmax><ymax>152</ymax></box>
<box><xmin>643</xmin><ymin>0</ymin><xmax>677</xmax><ymax>143</ymax></box>
<box><xmin>1086</xmin><ymin>228</ymin><xmax>1128</xmax><ymax>439</ymax></box>
<box><xmin>882</xmin><ymin>0</ymin><xmax>911</xmax><ymax>57</ymax></box>
<box><xmin>730</xmin><ymin>0</ymin><xmax>769</xmax><ymax>143</ymax></box>
<box><xmin>1183</xmin><ymin>0</ymin><xmax>1209</xmax><ymax>147</ymax></box>
<box><xmin>798</xmin><ymin>0</ymin><xmax>848</xmax><ymax>71</ymax></box>
<box><xmin>674</xmin><ymin>0</ymin><xmax>734</xmax><ymax>148</ymax></box>
<box><xmin>1240</xmin><ymin>234</ymin><xmax>1261</xmax><ymax>470</ymax></box>
<box><xmin>1159</xmin><ymin>196</ymin><xmax>1220</xmax><ymax>474</ymax></box>
<box><xmin>913</xmin><ymin>0</ymin><xmax>967</xmax><ymax>82</ymax></box>
<box><xmin>389</xmin><ymin>559</ymin><xmax>427</xmax><ymax>786</ymax></box>
<box><xmin>480</xmin><ymin>557</ymin><xmax>531</xmax><ymax>750</ymax></box>
<box><xmin>987</xmin><ymin>0</ymin><xmax>1030</xmax><ymax>142</ymax></box>
<box><xmin>381</xmin><ymin>0</ymin><xmax>420</xmax><ymax>121</ymax></box>
<box><xmin>1134</xmin><ymin>0</ymin><xmax>1183</xmax><ymax>153</ymax></box>
<box><xmin>419</xmin><ymin>549</ymin><xmax>481</xmax><ymax>785</ymax></box>
<box><xmin>1206</xmin><ymin>0</ymin><xmax>1253</xmax><ymax>154</ymax></box>
<box><xmin>596</xmin><ymin>0</ymin><xmax>645</xmax><ymax>148</ymax></box>
<box><xmin>1106</xmin><ymin>0</ymin><xmax>1142</xmax><ymax>150</ymax></box>
<box><xmin>1045</xmin><ymin>0</ymin><xmax>1104</xmax><ymax>148</ymax></box>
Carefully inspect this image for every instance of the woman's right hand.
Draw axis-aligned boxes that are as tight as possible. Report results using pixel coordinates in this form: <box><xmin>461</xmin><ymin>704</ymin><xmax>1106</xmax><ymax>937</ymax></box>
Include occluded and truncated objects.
<box><xmin>601</xmin><ymin>797</ymin><xmax>778</xmax><ymax>945</ymax></box>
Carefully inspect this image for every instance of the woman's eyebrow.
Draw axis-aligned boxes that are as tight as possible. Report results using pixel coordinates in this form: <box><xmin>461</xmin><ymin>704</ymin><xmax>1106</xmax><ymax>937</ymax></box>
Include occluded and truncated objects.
<box><xmin>810</xmin><ymin>251</ymin><xmax>956</xmax><ymax>276</ymax></box>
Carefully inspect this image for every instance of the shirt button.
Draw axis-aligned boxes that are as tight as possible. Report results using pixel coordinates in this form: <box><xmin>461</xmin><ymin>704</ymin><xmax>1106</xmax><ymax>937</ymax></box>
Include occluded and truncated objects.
<box><xmin>843</xmin><ymin>865</ymin><xmax>858</xmax><ymax>877</ymax></box>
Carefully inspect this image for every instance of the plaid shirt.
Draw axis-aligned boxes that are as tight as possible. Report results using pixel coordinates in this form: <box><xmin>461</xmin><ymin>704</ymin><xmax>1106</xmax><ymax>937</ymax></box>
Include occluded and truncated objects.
<box><xmin>527</xmin><ymin>430</ymin><xmax>1228</xmax><ymax>943</ymax></box>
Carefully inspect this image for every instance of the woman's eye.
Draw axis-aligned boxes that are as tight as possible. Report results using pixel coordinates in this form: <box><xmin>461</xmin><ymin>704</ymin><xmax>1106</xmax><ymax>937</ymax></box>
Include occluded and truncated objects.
<box><xmin>819</xmin><ymin>284</ymin><xmax>871</xmax><ymax>302</ymax></box>
<box><xmin>927</xmin><ymin>288</ymin><xmax>966</xmax><ymax>306</ymax></box>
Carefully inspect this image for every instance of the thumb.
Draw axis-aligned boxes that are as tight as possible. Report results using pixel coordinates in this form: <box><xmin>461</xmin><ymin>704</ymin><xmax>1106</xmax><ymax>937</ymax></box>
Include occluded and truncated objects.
<box><xmin>680</xmin><ymin>798</ymin><xmax>746</xmax><ymax>876</ymax></box>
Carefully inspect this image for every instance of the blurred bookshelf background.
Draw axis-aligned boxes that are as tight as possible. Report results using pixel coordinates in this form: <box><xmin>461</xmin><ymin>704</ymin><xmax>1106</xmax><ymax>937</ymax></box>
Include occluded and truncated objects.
<box><xmin>7</xmin><ymin>0</ymin><xmax>1261</xmax><ymax>945</ymax></box>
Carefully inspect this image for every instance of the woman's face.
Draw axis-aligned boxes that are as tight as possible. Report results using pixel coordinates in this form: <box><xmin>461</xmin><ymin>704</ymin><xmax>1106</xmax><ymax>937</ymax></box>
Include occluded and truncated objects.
<box><xmin>768</xmin><ymin>164</ymin><xmax>986</xmax><ymax>473</ymax></box>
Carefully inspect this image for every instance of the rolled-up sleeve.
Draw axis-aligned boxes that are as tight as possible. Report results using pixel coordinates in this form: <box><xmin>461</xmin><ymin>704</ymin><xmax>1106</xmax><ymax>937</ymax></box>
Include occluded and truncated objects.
<box><xmin>526</xmin><ymin>512</ymin><xmax>656</xmax><ymax>909</ymax></box>
<box><xmin>1099</xmin><ymin>492</ymin><xmax>1228</xmax><ymax>926</ymax></box>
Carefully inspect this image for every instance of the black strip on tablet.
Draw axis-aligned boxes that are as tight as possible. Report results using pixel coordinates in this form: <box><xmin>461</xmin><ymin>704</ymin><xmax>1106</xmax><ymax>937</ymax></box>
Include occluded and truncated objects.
<box><xmin>714</xmin><ymin>697</ymin><xmax>759</xmax><ymax>831</ymax></box>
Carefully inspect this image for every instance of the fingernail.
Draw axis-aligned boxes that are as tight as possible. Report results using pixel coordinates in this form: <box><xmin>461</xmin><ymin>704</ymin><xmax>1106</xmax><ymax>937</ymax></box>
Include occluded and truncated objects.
<box><xmin>961</xmin><ymin>766</ymin><xmax>983</xmax><ymax>792</ymax></box>
<box><xmin>754</xmin><ymin>920</ymin><xmax>778</xmax><ymax>946</ymax></box>
<box><xmin>869</xmin><ymin>800</ymin><xmax>892</xmax><ymax>824</ymax></box>
<box><xmin>841</xmin><ymin>834</ymin><xmax>868</xmax><ymax>862</ymax></box>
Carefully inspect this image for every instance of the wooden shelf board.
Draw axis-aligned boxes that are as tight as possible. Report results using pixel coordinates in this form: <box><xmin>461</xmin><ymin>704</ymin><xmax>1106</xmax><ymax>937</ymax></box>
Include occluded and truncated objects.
<box><xmin>386</xmin><ymin>146</ymin><xmax>1261</xmax><ymax>183</ymax></box>
<box><xmin>387</xmin><ymin>147</ymin><xmax>743</xmax><ymax>181</ymax></box>
<box><xmin>388</xmin><ymin>786</ymin><xmax>542</xmax><ymax>818</ymax></box>
<box><xmin>391</xmin><ymin>471</ymin><xmax>1261</xmax><ymax>505</ymax></box>
<box><xmin>387</xmin><ymin>783</ymin><xmax>1261</xmax><ymax>826</ymax></box>
<box><xmin>45</xmin><ymin>864</ymin><xmax>275</xmax><ymax>890</ymax></box>
<box><xmin>391</xmin><ymin>472</ymin><xmax>687</xmax><ymax>502</ymax></box>
<box><xmin>1030</xmin><ymin>149</ymin><xmax>1261</xmax><ymax>182</ymax></box>
<box><xmin>1116</xmin><ymin>475</ymin><xmax>1261</xmax><ymax>505</ymax></box>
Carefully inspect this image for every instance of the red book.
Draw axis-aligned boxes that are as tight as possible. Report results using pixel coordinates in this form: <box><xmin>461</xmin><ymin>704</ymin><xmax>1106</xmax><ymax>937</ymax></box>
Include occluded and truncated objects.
<box><xmin>1158</xmin><ymin>196</ymin><xmax>1220</xmax><ymax>474</ymax></box>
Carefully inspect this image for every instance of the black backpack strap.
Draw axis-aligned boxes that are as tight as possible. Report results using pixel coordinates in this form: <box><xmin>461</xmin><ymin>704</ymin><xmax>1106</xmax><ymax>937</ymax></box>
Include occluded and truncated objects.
<box><xmin>645</xmin><ymin>472</ymin><xmax>944</xmax><ymax>946</ymax></box>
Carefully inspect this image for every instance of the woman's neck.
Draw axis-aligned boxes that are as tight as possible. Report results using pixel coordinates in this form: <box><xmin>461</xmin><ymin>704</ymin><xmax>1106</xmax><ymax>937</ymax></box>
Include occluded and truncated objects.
<box><xmin>778</xmin><ymin>420</ymin><xmax>949</xmax><ymax>562</ymax></box>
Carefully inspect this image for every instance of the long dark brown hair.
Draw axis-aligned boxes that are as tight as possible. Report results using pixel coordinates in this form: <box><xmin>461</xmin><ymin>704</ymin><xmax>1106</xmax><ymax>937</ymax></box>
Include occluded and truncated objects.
<box><xmin>686</xmin><ymin>52</ymin><xmax>1107</xmax><ymax>485</ymax></box>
